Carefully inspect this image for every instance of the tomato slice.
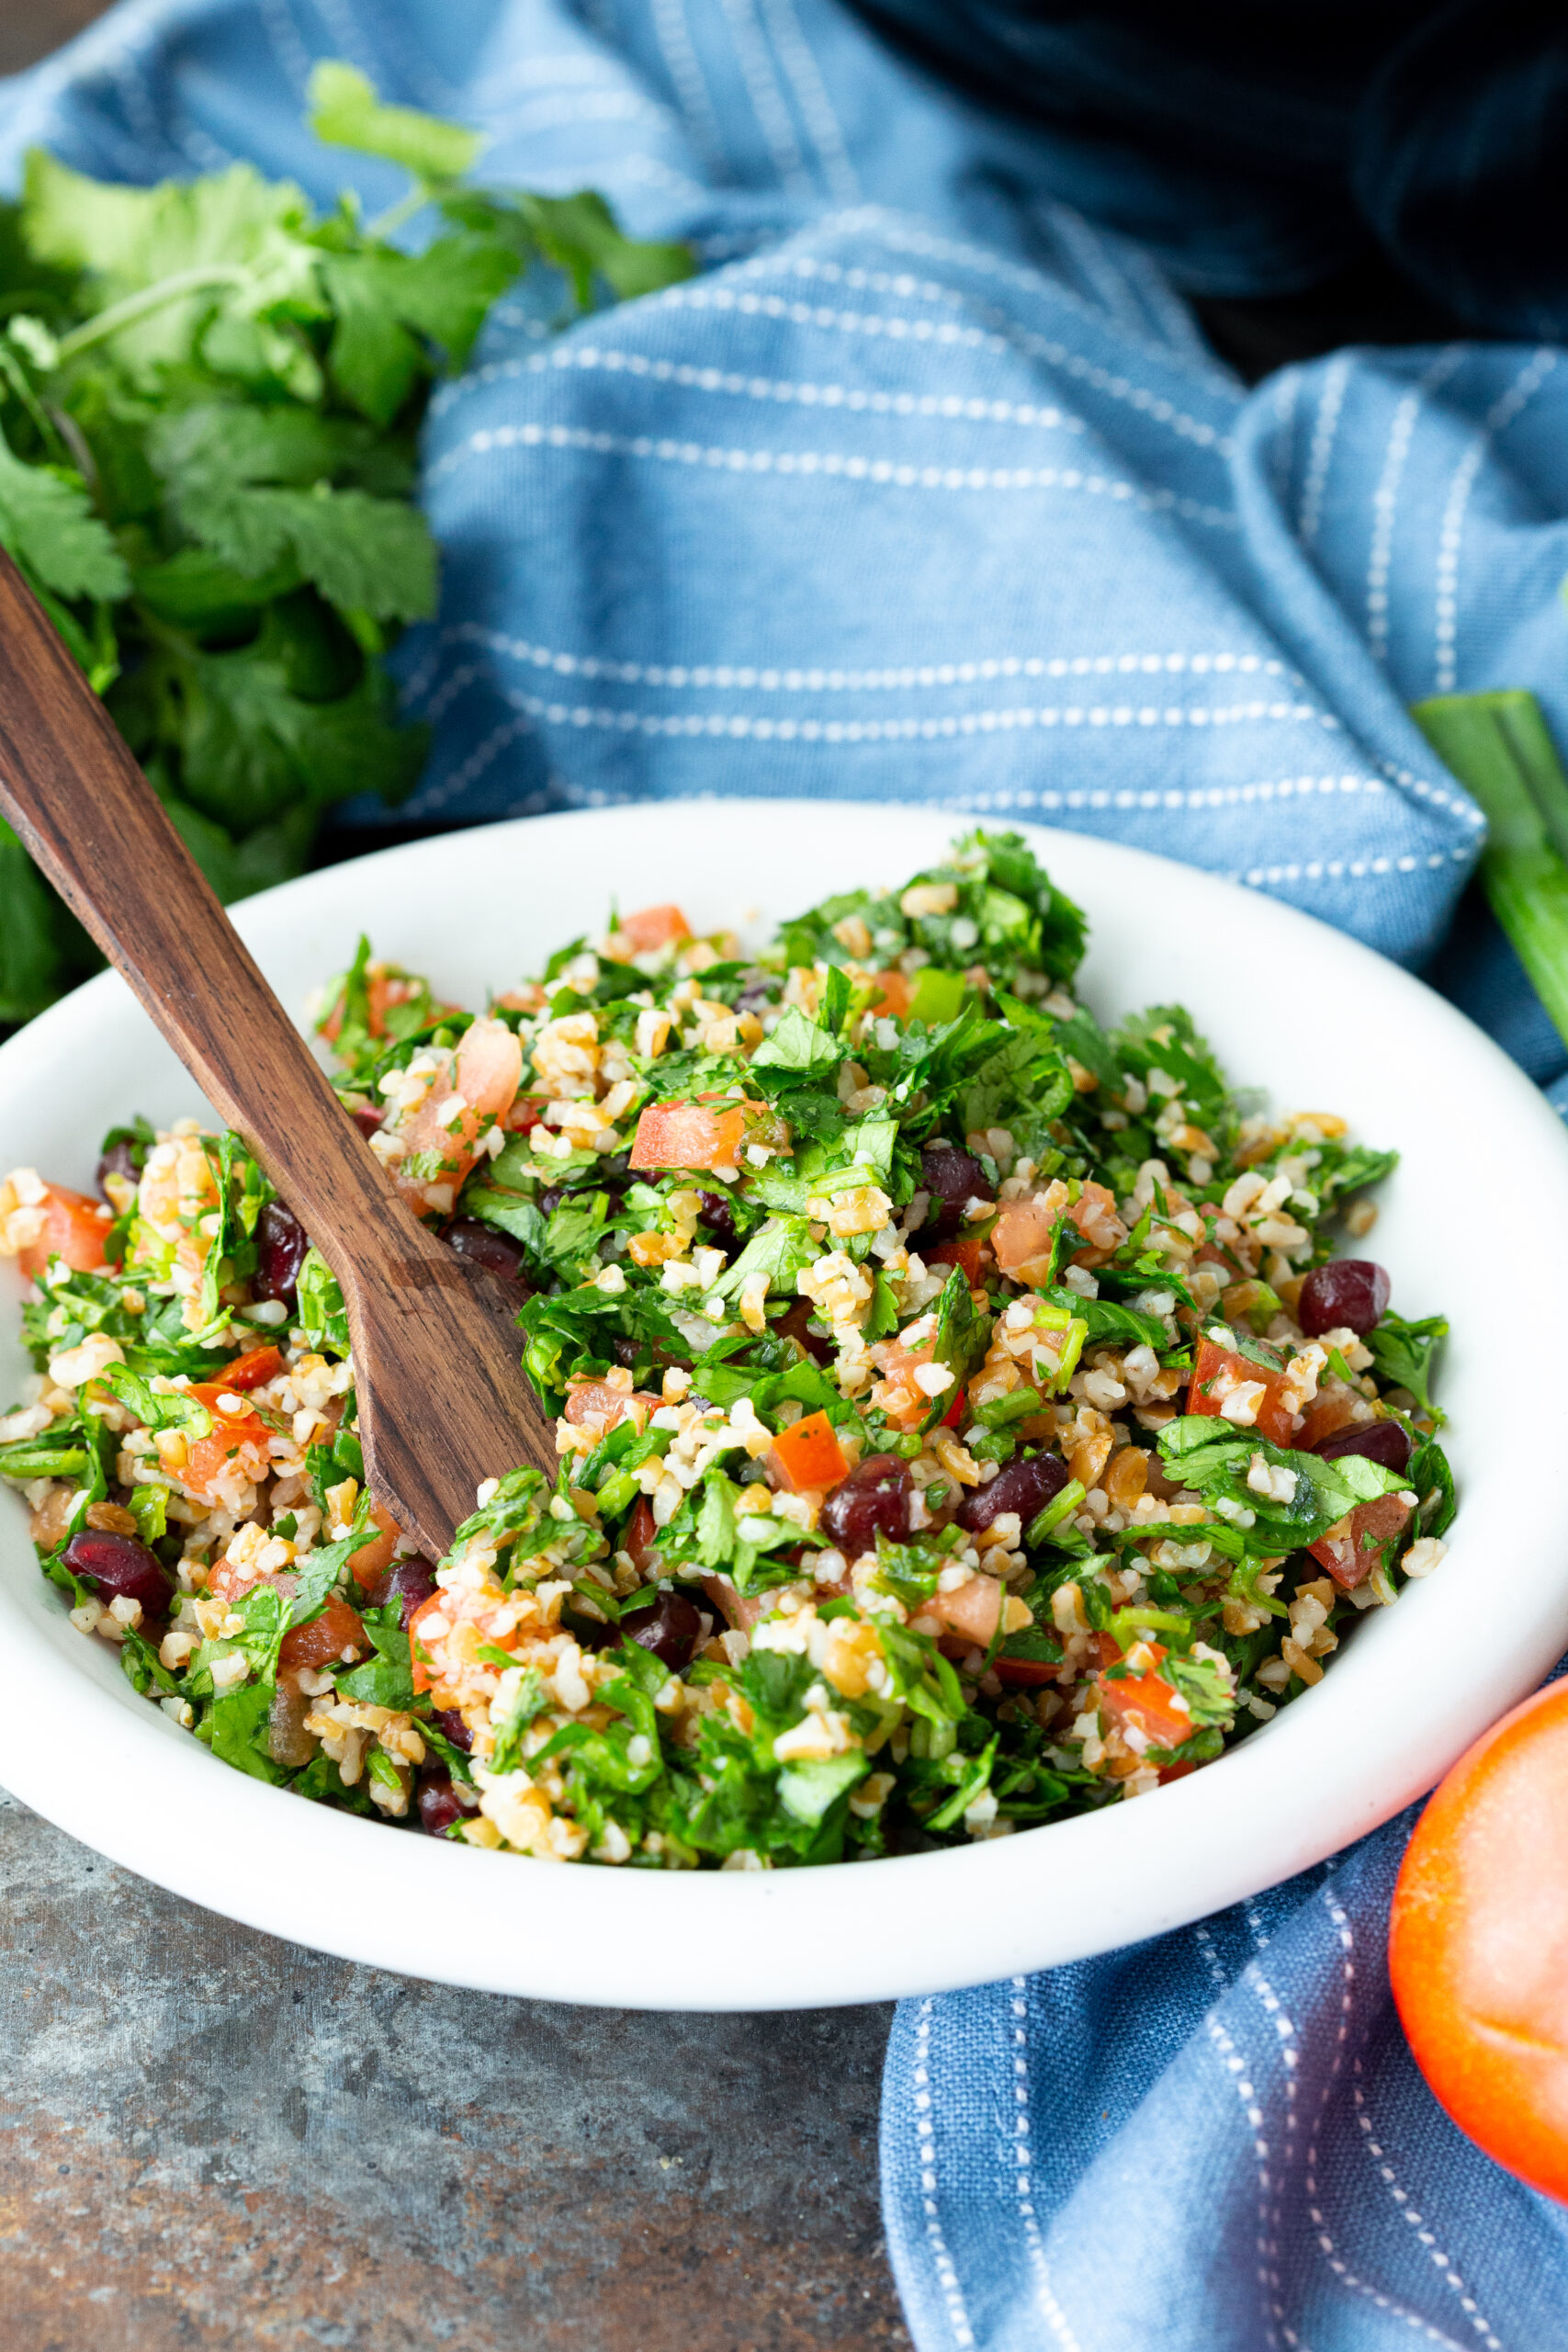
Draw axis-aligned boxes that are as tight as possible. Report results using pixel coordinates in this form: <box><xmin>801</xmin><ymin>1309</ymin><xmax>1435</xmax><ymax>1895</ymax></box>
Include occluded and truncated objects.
<box><xmin>1391</xmin><ymin>1680</ymin><xmax>1568</xmax><ymax>2203</ymax></box>
<box><xmin>1096</xmin><ymin>1641</ymin><xmax>1193</xmax><ymax>1750</ymax></box>
<box><xmin>220</xmin><ymin>1343</ymin><xmax>285</xmax><ymax>1391</ymax></box>
<box><xmin>925</xmin><ymin>1236</ymin><xmax>984</xmax><ymax>1285</ymax></box>
<box><xmin>629</xmin><ymin>1101</ymin><xmax>749</xmax><ymax>1171</ymax></box>
<box><xmin>16</xmin><ymin>1183</ymin><xmax>114</xmax><ymax>1283</ymax></box>
<box><xmin>180</xmin><ymin>1384</ymin><xmax>275</xmax><ymax>1501</ymax></box>
<box><xmin>867</xmin><ymin>970</ymin><xmax>911</xmax><ymax>1020</ymax></box>
<box><xmin>767</xmin><ymin>1409</ymin><xmax>849</xmax><ymax>1494</ymax></box>
<box><xmin>611</xmin><ymin>904</ymin><xmax>691</xmax><ymax>955</ymax></box>
<box><xmin>279</xmin><ymin>1589</ymin><xmax>366</xmax><ymax>1671</ymax></box>
<box><xmin>1186</xmin><ymin>1333</ymin><xmax>1297</xmax><ymax>1447</ymax></box>
<box><xmin>1308</xmin><ymin>1491</ymin><xmax>1412</xmax><ymax>1589</ymax></box>
<box><xmin>408</xmin><ymin>1589</ymin><xmax>447</xmax><ymax>1694</ymax></box>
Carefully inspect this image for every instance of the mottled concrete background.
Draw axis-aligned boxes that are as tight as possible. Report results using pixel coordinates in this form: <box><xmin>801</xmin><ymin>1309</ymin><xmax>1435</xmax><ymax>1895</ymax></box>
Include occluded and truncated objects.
<box><xmin>0</xmin><ymin>9</ymin><xmax>903</xmax><ymax>2346</ymax></box>
<box><xmin>1</xmin><ymin>1794</ymin><xmax>904</xmax><ymax>2348</ymax></box>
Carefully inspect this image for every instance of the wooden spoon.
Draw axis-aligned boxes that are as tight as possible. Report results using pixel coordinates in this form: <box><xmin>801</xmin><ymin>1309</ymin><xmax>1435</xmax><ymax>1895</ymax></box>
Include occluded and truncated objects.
<box><xmin>0</xmin><ymin>550</ymin><xmax>556</xmax><ymax>1561</ymax></box>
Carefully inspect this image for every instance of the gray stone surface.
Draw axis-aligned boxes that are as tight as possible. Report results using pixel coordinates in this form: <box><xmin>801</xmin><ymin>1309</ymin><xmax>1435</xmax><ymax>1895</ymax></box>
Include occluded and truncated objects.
<box><xmin>0</xmin><ymin>1791</ymin><xmax>905</xmax><ymax>2348</ymax></box>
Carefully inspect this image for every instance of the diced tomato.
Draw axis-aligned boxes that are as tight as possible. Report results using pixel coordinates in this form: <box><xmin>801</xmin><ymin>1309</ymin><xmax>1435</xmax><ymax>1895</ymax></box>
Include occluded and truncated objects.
<box><xmin>701</xmin><ymin>1573</ymin><xmax>778</xmax><ymax>1634</ymax></box>
<box><xmin>1096</xmin><ymin>1641</ymin><xmax>1193</xmax><ymax>1751</ymax></box>
<box><xmin>925</xmin><ymin>1236</ymin><xmax>984</xmax><ymax>1285</ymax></box>
<box><xmin>940</xmin><ymin>1385</ymin><xmax>966</xmax><ymax>1430</ymax></box>
<box><xmin>279</xmin><ymin>1589</ymin><xmax>366</xmax><ymax>1671</ymax></box>
<box><xmin>504</xmin><ymin>1094</ymin><xmax>548</xmax><ymax>1134</ymax></box>
<box><xmin>611</xmin><ymin>903</ymin><xmax>691</xmax><ymax>955</ymax></box>
<box><xmin>994</xmin><ymin>1655</ymin><xmax>1059</xmax><ymax>1689</ymax></box>
<box><xmin>624</xmin><ymin>1495</ymin><xmax>659</xmax><ymax>1577</ymax></box>
<box><xmin>385</xmin><ymin>1014</ymin><xmax>524</xmax><ymax>1220</ymax></box>
<box><xmin>220</xmin><ymin>1343</ymin><xmax>284</xmax><ymax>1392</ymax></box>
<box><xmin>629</xmin><ymin>1100</ymin><xmax>749</xmax><ymax>1171</ymax></box>
<box><xmin>920</xmin><ymin>1572</ymin><xmax>1009</xmax><ymax>1647</ymax></box>
<box><xmin>346</xmin><ymin>1501</ymin><xmax>402</xmax><ymax>1590</ymax></box>
<box><xmin>1186</xmin><ymin>1333</ymin><xmax>1297</xmax><ymax>1448</ymax></box>
<box><xmin>1309</xmin><ymin>1491</ymin><xmax>1412</xmax><ymax>1590</ymax></box>
<box><xmin>1296</xmin><ymin>1389</ymin><xmax>1364</xmax><ymax>1450</ymax></box>
<box><xmin>15</xmin><ymin>1183</ymin><xmax>114</xmax><ymax>1283</ymax></box>
<box><xmin>409</xmin><ymin>1589</ymin><xmax>446</xmax><ymax>1694</ymax></box>
<box><xmin>867</xmin><ymin>1330</ymin><xmax>942</xmax><ymax>1431</ymax></box>
<box><xmin>767</xmin><ymin>1409</ymin><xmax>849</xmax><ymax>1494</ymax></box>
<box><xmin>867</xmin><ymin>970</ymin><xmax>911</xmax><ymax>1019</ymax></box>
<box><xmin>180</xmin><ymin>1384</ymin><xmax>275</xmax><ymax>1501</ymax></box>
<box><xmin>564</xmin><ymin>1381</ymin><xmax>660</xmax><ymax>1433</ymax></box>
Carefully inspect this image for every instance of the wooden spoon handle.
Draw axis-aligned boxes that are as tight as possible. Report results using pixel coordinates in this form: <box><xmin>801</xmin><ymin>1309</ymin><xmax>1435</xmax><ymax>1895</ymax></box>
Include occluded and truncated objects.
<box><xmin>0</xmin><ymin>549</ymin><xmax>404</xmax><ymax>1246</ymax></box>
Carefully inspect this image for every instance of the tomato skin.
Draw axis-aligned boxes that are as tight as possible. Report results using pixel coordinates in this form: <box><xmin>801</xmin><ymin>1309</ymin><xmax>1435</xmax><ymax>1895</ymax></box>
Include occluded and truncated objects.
<box><xmin>220</xmin><ymin>1343</ymin><xmax>284</xmax><ymax>1392</ymax></box>
<box><xmin>17</xmin><ymin>1184</ymin><xmax>114</xmax><ymax>1283</ymax></box>
<box><xmin>1186</xmin><ymin>1334</ymin><xmax>1297</xmax><ymax>1448</ymax></box>
<box><xmin>1390</xmin><ymin>1680</ymin><xmax>1568</xmax><ymax>2204</ymax></box>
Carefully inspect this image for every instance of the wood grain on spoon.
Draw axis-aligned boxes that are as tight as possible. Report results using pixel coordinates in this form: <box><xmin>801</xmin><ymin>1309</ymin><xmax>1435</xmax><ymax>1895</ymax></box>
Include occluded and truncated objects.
<box><xmin>0</xmin><ymin>548</ymin><xmax>556</xmax><ymax>1560</ymax></box>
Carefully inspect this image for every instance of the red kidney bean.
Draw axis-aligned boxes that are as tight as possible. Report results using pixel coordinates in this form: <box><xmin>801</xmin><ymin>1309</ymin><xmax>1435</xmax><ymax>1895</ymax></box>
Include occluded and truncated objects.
<box><xmin>619</xmin><ymin>1589</ymin><xmax>703</xmax><ymax>1670</ymax></box>
<box><xmin>820</xmin><ymin>1455</ymin><xmax>914</xmax><ymax>1549</ymax></box>
<box><xmin>428</xmin><ymin>1706</ymin><xmax>472</xmax><ymax>1753</ymax></box>
<box><xmin>1315</xmin><ymin>1420</ymin><xmax>1413</xmax><ymax>1475</ymax></box>
<box><xmin>697</xmin><ymin>1190</ymin><xmax>739</xmax><ymax>1254</ymax></box>
<box><xmin>1298</xmin><ymin>1260</ymin><xmax>1391</xmax><ymax>1338</ymax></box>
<box><xmin>443</xmin><ymin>1216</ymin><xmax>533</xmax><ymax>1293</ymax></box>
<box><xmin>919</xmin><ymin>1145</ymin><xmax>994</xmax><ymax>1238</ymax></box>
<box><xmin>95</xmin><ymin>1137</ymin><xmax>141</xmax><ymax>1198</ymax></box>
<box><xmin>62</xmin><ymin>1527</ymin><xmax>174</xmax><ymax>1617</ymax></box>
<box><xmin>350</xmin><ymin>1105</ymin><xmax>382</xmax><ymax>1139</ymax></box>
<box><xmin>368</xmin><ymin>1555</ymin><xmax>437</xmax><ymax>1626</ymax></box>
<box><xmin>956</xmin><ymin>1452</ymin><xmax>1069</xmax><ymax>1533</ymax></box>
<box><xmin>254</xmin><ymin>1200</ymin><xmax>310</xmax><ymax>1310</ymax></box>
<box><xmin>417</xmin><ymin>1775</ymin><xmax>467</xmax><ymax>1837</ymax></box>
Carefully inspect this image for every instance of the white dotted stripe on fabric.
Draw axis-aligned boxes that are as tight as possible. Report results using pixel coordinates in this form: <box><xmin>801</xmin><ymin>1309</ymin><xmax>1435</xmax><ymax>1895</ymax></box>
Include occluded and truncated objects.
<box><xmin>1434</xmin><ymin>348</ymin><xmax>1559</xmax><ymax>694</ymax></box>
<box><xmin>912</xmin><ymin>1998</ymin><xmax>978</xmax><ymax>2350</ymax></box>
<box><xmin>432</xmin><ymin>339</ymin><xmax>1096</xmax><ymax>434</ymax></box>
<box><xmin>1364</xmin><ymin>347</ymin><xmax>1468</xmax><ymax>665</ymax></box>
<box><xmin>716</xmin><ymin>0</ymin><xmax>815</xmax><ymax>195</ymax></box>
<box><xmin>1237</xmin><ymin>849</ymin><xmax>1471</xmax><ymax>887</ymax></box>
<box><xmin>1351</xmin><ymin>2059</ymin><xmax>1506</xmax><ymax>2352</ymax></box>
<box><xmin>648</xmin><ymin>0</ymin><xmax>730</xmax><ymax>169</ymax></box>
<box><xmin>402</xmin><ymin>626</ymin><xmax>1310</xmax><ymax>702</ymax></box>
<box><xmin>757</xmin><ymin>0</ymin><xmax>861</xmax><ymax>201</ymax></box>
<box><xmin>622</xmin><ymin>276</ymin><xmax>1238</xmax><ymax>454</ymax></box>
<box><xmin>1206</xmin><ymin>2010</ymin><xmax>1283</xmax><ymax>2350</ymax></box>
<box><xmin>1008</xmin><ymin>1980</ymin><xmax>1085</xmax><ymax>2352</ymax></box>
<box><xmin>419</xmin><ymin>663</ymin><xmax>1341</xmax><ymax>741</ymax></box>
<box><xmin>761</xmin><ymin>210</ymin><xmax>1244</xmax><ymax>396</ymax></box>
<box><xmin>1304</xmin><ymin>1892</ymin><xmax>1472</xmax><ymax>2350</ymax></box>
<box><xmin>1249</xmin><ymin>1964</ymin><xmax>1303</xmax><ymax>2346</ymax></box>
<box><xmin>427</xmin><ymin>419</ymin><xmax>1238</xmax><ymax>524</ymax></box>
<box><xmin>1298</xmin><ymin>356</ymin><xmax>1352</xmax><ymax>549</ymax></box>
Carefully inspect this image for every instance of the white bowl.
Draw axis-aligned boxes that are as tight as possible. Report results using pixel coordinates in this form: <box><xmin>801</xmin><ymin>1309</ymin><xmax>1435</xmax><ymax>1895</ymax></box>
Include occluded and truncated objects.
<box><xmin>3</xmin><ymin>803</ymin><xmax>1566</xmax><ymax>2009</ymax></box>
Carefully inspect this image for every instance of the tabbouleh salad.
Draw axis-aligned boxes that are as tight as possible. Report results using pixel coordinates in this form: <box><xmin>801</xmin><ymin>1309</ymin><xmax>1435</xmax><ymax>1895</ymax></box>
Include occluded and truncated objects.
<box><xmin>0</xmin><ymin>831</ymin><xmax>1454</xmax><ymax>1869</ymax></box>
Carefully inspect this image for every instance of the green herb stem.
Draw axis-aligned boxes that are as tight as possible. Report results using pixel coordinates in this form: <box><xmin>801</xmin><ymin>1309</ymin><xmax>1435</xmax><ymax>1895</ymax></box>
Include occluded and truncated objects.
<box><xmin>1411</xmin><ymin>689</ymin><xmax>1568</xmax><ymax>1053</ymax></box>
<box><xmin>52</xmin><ymin>264</ymin><xmax>253</xmax><ymax>362</ymax></box>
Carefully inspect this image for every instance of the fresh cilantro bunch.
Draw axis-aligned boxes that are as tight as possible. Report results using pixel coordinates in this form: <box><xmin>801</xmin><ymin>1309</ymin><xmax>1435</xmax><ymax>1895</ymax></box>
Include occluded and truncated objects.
<box><xmin>0</xmin><ymin>62</ymin><xmax>691</xmax><ymax>1023</ymax></box>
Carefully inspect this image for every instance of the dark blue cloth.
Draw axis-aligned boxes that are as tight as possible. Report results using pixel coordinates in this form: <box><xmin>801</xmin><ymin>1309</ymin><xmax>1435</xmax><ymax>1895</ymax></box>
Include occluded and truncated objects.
<box><xmin>4</xmin><ymin>6</ymin><xmax>1568</xmax><ymax>2344</ymax></box>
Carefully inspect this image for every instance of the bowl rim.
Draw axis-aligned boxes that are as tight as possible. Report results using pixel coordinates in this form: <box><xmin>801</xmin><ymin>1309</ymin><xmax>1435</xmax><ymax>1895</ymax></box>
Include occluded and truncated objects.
<box><xmin>3</xmin><ymin>799</ymin><xmax>1566</xmax><ymax>2011</ymax></box>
